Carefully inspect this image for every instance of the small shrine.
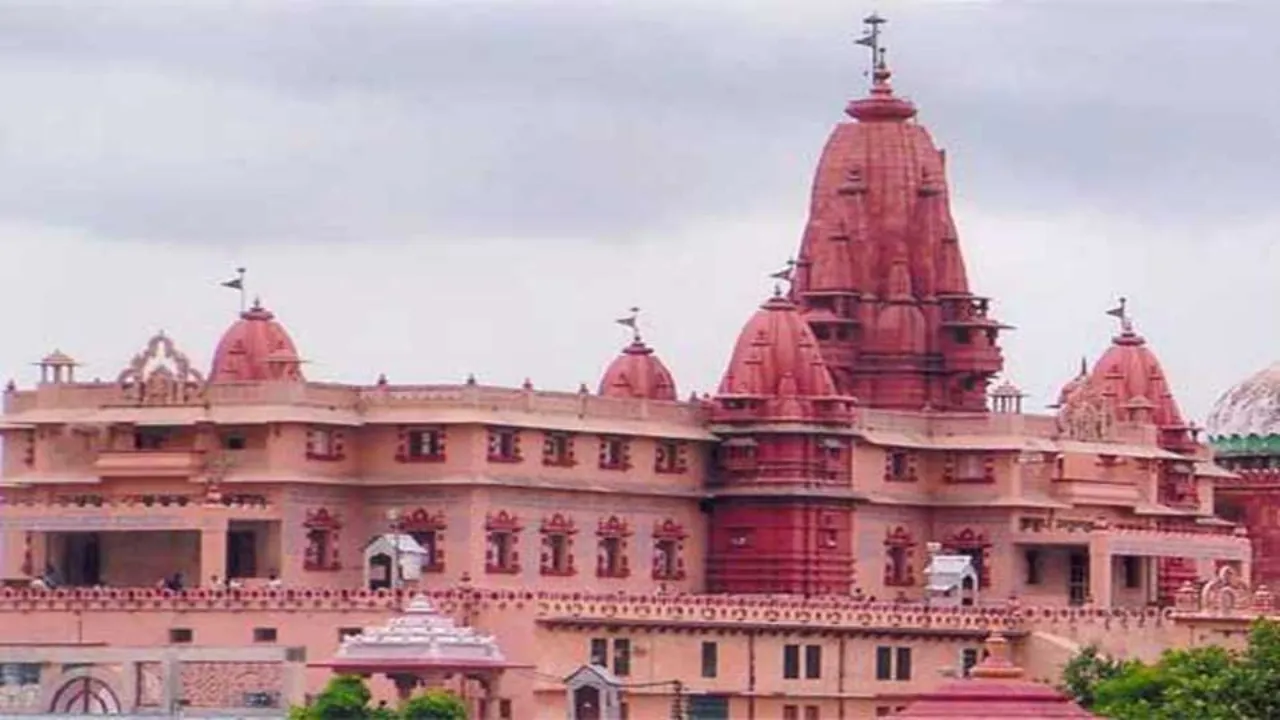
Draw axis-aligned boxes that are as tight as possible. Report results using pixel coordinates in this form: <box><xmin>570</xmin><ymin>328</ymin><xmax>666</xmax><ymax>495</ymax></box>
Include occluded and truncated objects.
<box><xmin>893</xmin><ymin>632</ymin><xmax>1096</xmax><ymax>718</ymax></box>
<box><xmin>363</xmin><ymin>534</ymin><xmax>429</xmax><ymax>591</ymax></box>
<box><xmin>924</xmin><ymin>543</ymin><xmax>980</xmax><ymax>607</ymax></box>
<box><xmin>314</xmin><ymin>596</ymin><xmax>515</xmax><ymax>716</ymax></box>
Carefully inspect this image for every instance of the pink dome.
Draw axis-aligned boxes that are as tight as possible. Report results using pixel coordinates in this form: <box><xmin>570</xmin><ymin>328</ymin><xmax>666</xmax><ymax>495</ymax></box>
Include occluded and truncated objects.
<box><xmin>598</xmin><ymin>339</ymin><xmax>677</xmax><ymax>401</ymax></box>
<box><xmin>1064</xmin><ymin>320</ymin><xmax>1184</xmax><ymax>428</ymax></box>
<box><xmin>209</xmin><ymin>300</ymin><xmax>304</xmax><ymax>383</ymax></box>
<box><xmin>717</xmin><ymin>293</ymin><xmax>838</xmax><ymax>399</ymax></box>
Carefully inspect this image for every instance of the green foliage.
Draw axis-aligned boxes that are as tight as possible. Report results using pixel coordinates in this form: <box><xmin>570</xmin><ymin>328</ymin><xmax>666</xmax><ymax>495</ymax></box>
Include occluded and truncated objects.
<box><xmin>401</xmin><ymin>689</ymin><xmax>468</xmax><ymax>720</ymax></box>
<box><xmin>288</xmin><ymin>676</ymin><xmax>469</xmax><ymax>720</ymax></box>
<box><xmin>1062</xmin><ymin>619</ymin><xmax>1280</xmax><ymax>720</ymax></box>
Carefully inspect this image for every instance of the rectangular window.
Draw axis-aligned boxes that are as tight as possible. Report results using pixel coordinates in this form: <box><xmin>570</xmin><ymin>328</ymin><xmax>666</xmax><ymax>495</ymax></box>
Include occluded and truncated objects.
<box><xmin>1123</xmin><ymin>556</ymin><xmax>1142</xmax><ymax>589</ymax></box>
<box><xmin>305</xmin><ymin>427</ymin><xmax>344</xmax><ymax>461</ymax></box>
<box><xmin>1025</xmin><ymin>549</ymin><xmax>1042</xmax><ymax>585</ymax></box>
<box><xmin>701</xmin><ymin>641</ymin><xmax>718</xmax><ymax>678</ymax></box>
<box><xmin>887</xmin><ymin>451</ymin><xmax>910</xmax><ymax>481</ymax></box>
<box><xmin>804</xmin><ymin>644</ymin><xmax>822</xmax><ymax>679</ymax></box>
<box><xmin>169</xmin><ymin>628</ymin><xmax>193</xmax><ymax>644</ymax></box>
<box><xmin>599</xmin><ymin>436</ymin><xmax>629</xmax><ymax>470</ymax></box>
<box><xmin>956</xmin><ymin>453</ymin><xmax>985</xmax><ymax>480</ymax></box>
<box><xmin>134</xmin><ymin>428</ymin><xmax>168</xmax><ymax>450</ymax></box>
<box><xmin>543</xmin><ymin>433</ymin><xmax>574</xmax><ymax>466</ymax></box>
<box><xmin>337</xmin><ymin>627</ymin><xmax>361</xmax><ymax>642</ymax></box>
<box><xmin>499</xmin><ymin>699</ymin><xmax>512</xmax><ymax>719</ymax></box>
<box><xmin>589</xmin><ymin>638</ymin><xmax>608</xmax><ymax>667</ymax></box>
<box><xmin>783</xmin><ymin>706</ymin><xmax>799</xmax><ymax>720</ymax></box>
<box><xmin>405</xmin><ymin>428</ymin><xmax>444</xmax><ymax>461</ymax></box>
<box><xmin>783</xmin><ymin>644</ymin><xmax>801</xmax><ymax>679</ymax></box>
<box><xmin>804</xmin><ymin>707</ymin><xmax>820</xmax><ymax>720</ymax></box>
<box><xmin>546</xmin><ymin>534</ymin><xmax>570</xmax><ymax>575</ymax></box>
<box><xmin>875</xmin><ymin>646</ymin><xmax>892</xmax><ymax>680</ymax></box>
<box><xmin>895</xmin><ymin>647</ymin><xmax>912</xmax><ymax>681</ymax></box>
<box><xmin>961</xmin><ymin>648</ymin><xmax>980</xmax><ymax>677</ymax></box>
<box><xmin>252</xmin><ymin>627</ymin><xmax>277</xmax><ymax>643</ymax></box>
<box><xmin>222</xmin><ymin>433</ymin><xmax>247</xmax><ymax>450</ymax></box>
<box><xmin>487</xmin><ymin>428</ymin><xmax>521</xmax><ymax>462</ymax></box>
<box><xmin>613</xmin><ymin>638</ymin><xmax>631</xmax><ymax>677</ymax></box>
<box><xmin>655</xmin><ymin>439</ymin><xmax>684</xmax><ymax>474</ymax></box>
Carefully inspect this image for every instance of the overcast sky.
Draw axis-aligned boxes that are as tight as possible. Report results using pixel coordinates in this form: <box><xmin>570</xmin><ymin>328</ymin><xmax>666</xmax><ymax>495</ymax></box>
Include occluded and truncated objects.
<box><xmin>1</xmin><ymin>0</ymin><xmax>1277</xmax><ymax>424</ymax></box>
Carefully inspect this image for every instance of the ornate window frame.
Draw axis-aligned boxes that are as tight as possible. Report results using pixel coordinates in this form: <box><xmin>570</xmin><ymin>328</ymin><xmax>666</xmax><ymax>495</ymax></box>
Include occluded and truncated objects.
<box><xmin>303</xmin><ymin>508</ymin><xmax>342</xmax><ymax>571</ymax></box>
<box><xmin>651</xmin><ymin>518</ymin><xmax>687</xmax><ymax>581</ymax></box>
<box><xmin>596</xmin><ymin>515</ymin><xmax>632</xmax><ymax>578</ymax></box>
<box><xmin>484</xmin><ymin>510</ymin><xmax>522</xmax><ymax>574</ymax></box>
<box><xmin>883</xmin><ymin>526</ymin><xmax>916</xmax><ymax>587</ymax></box>
<box><xmin>539</xmin><ymin>513</ymin><xmax>578</xmax><ymax>576</ymax></box>
<box><xmin>400</xmin><ymin>508</ymin><xmax>447</xmax><ymax>572</ymax></box>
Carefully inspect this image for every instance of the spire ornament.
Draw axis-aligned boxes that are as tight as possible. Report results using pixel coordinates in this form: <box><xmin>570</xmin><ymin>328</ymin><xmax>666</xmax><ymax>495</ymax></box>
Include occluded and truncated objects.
<box><xmin>1105</xmin><ymin>297</ymin><xmax>1133</xmax><ymax>334</ymax></box>
<box><xmin>855</xmin><ymin>12</ymin><xmax>887</xmax><ymax>78</ymax></box>
<box><xmin>615</xmin><ymin>307</ymin><xmax>642</xmax><ymax>343</ymax></box>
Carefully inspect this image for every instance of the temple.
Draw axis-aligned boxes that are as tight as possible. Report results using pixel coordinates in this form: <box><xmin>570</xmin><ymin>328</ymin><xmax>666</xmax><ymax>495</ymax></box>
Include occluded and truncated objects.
<box><xmin>0</xmin><ymin>15</ymin><xmax>1268</xmax><ymax>720</ymax></box>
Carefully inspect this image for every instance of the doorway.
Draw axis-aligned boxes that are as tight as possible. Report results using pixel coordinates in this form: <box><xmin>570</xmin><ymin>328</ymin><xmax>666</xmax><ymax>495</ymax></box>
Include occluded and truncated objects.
<box><xmin>60</xmin><ymin>533</ymin><xmax>102</xmax><ymax>587</ymax></box>
<box><xmin>573</xmin><ymin>685</ymin><xmax>602</xmax><ymax>720</ymax></box>
<box><xmin>227</xmin><ymin>529</ymin><xmax>257</xmax><ymax>578</ymax></box>
<box><xmin>368</xmin><ymin>553</ymin><xmax>392</xmax><ymax>591</ymax></box>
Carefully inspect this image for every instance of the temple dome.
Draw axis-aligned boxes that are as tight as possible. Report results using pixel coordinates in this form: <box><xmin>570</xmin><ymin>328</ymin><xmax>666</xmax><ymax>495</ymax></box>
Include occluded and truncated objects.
<box><xmin>209</xmin><ymin>299</ymin><xmax>304</xmax><ymax>383</ymax></box>
<box><xmin>1063</xmin><ymin>317</ymin><xmax>1184</xmax><ymax>428</ymax></box>
<box><xmin>1206</xmin><ymin>361</ymin><xmax>1280</xmax><ymax>440</ymax></box>
<box><xmin>717</xmin><ymin>292</ymin><xmax>838</xmax><ymax>399</ymax></box>
<box><xmin>598</xmin><ymin>339</ymin><xmax>678</xmax><ymax>402</ymax></box>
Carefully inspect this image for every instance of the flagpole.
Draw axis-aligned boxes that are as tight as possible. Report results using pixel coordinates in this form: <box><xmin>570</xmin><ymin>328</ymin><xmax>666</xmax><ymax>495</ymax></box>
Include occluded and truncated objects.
<box><xmin>236</xmin><ymin>267</ymin><xmax>246</xmax><ymax>313</ymax></box>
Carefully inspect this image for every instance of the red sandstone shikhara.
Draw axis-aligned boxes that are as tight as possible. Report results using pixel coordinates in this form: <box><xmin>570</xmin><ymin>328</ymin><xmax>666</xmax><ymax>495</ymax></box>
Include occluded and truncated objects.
<box><xmin>0</xmin><ymin>16</ymin><xmax>1275</xmax><ymax>720</ymax></box>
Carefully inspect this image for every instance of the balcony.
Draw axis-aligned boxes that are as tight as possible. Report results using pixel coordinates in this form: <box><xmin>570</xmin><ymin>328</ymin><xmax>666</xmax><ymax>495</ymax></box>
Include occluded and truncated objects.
<box><xmin>93</xmin><ymin>450</ymin><xmax>205</xmax><ymax>478</ymax></box>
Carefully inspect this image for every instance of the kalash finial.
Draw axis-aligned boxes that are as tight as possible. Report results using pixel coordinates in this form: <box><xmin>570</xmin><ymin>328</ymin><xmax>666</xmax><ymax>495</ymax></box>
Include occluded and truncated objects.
<box><xmin>615</xmin><ymin>307</ymin><xmax>642</xmax><ymax>343</ymax></box>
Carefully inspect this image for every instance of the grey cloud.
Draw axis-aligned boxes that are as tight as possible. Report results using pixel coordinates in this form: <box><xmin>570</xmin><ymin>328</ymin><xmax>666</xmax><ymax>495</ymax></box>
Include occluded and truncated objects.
<box><xmin>0</xmin><ymin>1</ymin><xmax>1278</xmax><ymax>246</ymax></box>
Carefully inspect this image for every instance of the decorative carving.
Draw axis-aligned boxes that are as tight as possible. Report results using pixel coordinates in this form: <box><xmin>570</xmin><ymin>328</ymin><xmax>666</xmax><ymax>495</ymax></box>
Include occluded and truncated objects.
<box><xmin>596</xmin><ymin>516</ymin><xmax>632</xmax><ymax>578</ymax></box>
<box><xmin>652</xmin><ymin>518</ymin><xmax>687</xmax><ymax>581</ymax></box>
<box><xmin>302</xmin><ymin>508</ymin><xmax>342</xmax><ymax>572</ymax></box>
<box><xmin>943</xmin><ymin>528</ymin><xmax>992</xmax><ymax>588</ymax></box>
<box><xmin>539</xmin><ymin>513</ymin><xmax>577</xmax><ymax>576</ymax></box>
<box><xmin>400</xmin><ymin>508</ymin><xmax>447</xmax><ymax>572</ymax></box>
<box><xmin>883</xmin><ymin>526</ymin><xmax>917</xmax><ymax>587</ymax></box>
<box><xmin>1056</xmin><ymin>382</ymin><xmax>1115</xmax><ymax>442</ymax></box>
<box><xmin>1200</xmin><ymin>564</ymin><xmax>1249</xmax><ymax>614</ymax></box>
<box><xmin>117</xmin><ymin>333</ymin><xmax>206</xmax><ymax>406</ymax></box>
<box><xmin>484</xmin><ymin>511</ymin><xmax>522</xmax><ymax>574</ymax></box>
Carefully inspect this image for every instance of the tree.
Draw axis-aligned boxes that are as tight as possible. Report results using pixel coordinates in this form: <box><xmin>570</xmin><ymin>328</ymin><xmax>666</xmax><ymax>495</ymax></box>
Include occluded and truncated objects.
<box><xmin>1062</xmin><ymin>619</ymin><xmax>1280</xmax><ymax>720</ymax></box>
<box><xmin>291</xmin><ymin>675</ymin><xmax>374</xmax><ymax>720</ymax></box>
<box><xmin>401</xmin><ymin>689</ymin><xmax>468</xmax><ymax>720</ymax></box>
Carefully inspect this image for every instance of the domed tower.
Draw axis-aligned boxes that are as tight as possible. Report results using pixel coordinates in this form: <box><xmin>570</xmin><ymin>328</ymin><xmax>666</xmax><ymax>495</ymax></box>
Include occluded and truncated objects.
<box><xmin>1207</xmin><ymin>361</ymin><xmax>1280</xmax><ymax>587</ymax></box>
<box><xmin>789</xmin><ymin>16</ymin><xmax>1007</xmax><ymax>411</ymax></box>
<box><xmin>209</xmin><ymin>299</ymin><xmax>305</xmax><ymax>382</ymax></box>
<box><xmin>597</xmin><ymin>310</ymin><xmax>678</xmax><ymax>401</ymax></box>
<box><xmin>707</xmin><ymin>289</ymin><xmax>858</xmax><ymax>595</ymax></box>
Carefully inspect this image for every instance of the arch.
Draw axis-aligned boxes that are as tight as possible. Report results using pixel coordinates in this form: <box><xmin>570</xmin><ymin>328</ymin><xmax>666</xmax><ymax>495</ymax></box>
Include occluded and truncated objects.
<box><xmin>45</xmin><ymin>668</ymin><xmax>124</xmax><ymax>714</ymax></box>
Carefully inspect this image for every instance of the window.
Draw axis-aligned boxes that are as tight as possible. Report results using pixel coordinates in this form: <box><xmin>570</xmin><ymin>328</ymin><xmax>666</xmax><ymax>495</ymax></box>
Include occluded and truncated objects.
<box><xmin>955</xmin><ymin>453</ymin><xmax>986</xmax><ymax>481</ymax></box>
<box><xmin>539</xmin><ymin>514</ymin><xmax>576</xmax><ymax>576</ymax></box>
<box><xmin>542</xmin><ymin>433</ymin><xmax>575</xmax><ymax>467</ymax></box>
<box><xmin>655</xmin><ymin>440</ymin><xmax>686</xmax><ymax>474</ymax></box>
<box><xmin>222</xmin><ymin>433</ymin><xmax>247</xmax><ymax>450</ymax></box>
<box><xmin>484</xmin><ymin>511</ymin><xmax>522</xmax><ymax>574</ymax></box>
<box><xmin>961</xmin><ymin>648</ymin><xmax>980</xmax><ymax>677</ymax></box>
<box><xmin>399</xmin><ymin>427</ymin><xmax>445</xmax><ymax>462</ymax></box>
<box><xmin>134</xmin><ymin>428</ymin><xmax>168</xmax><ymax>450</ymax></box>
<box><xmin>887</xmin><ymin>545</ymin><xmax>909</xmax><ymax>585</ymax></box>
<box><xmin>305</xmin><ymin>427</ymin><xmax>344</xmax><ymax>461</ymax></box>
<box><xmin>884</xmin><ymin>527</ymin><xmax>916</xmax><ymax>587</ymax></box>
<box><xmin>599</xmin><ymin>436</ymin><xmax>630</xmax><ymax>470</ymax></box>
<box><xmin>486</xmin><ymin>428</ymin><xmax>521</xmax><ymax>462</ymax></box>
<box><xmin>886</xmin><ymin>450</ymin><xmax>912</xmax><ymax>481</ymax></box>
<box><xmin>169</xmin><ymin>628</ymin><xmax>193</xmax><ymax>644</ymax></box>
<box><xmin>613</xmin><ymin>638</ymin><xmax>632</xmax><ymax>677</ymax></box>
<box><xmin>783</xmin><ymin>644</ymin><xmax>800</xmax><ymax>679</ymax></box>
<box><xmin>895</xmin><ymin>647</ymin><xmax>912</xmax><ymax>681</ymax></box>
<box><xmin>804</xmin><ymin>707</ymin><xmax>820</xmax><ymax>720</ymax></box>
<box><xmin>651</xmin><ymin>519</ymin><xmax>687</xmax><ymax>581</ymax></box>
<box><xmin>253</xmin><ymin>627</ymin><xmax>277</xmax><ymax>643</ymax></box>
<box><xmin>400</xmin><ymin>508</ymin><xmax>447</xmax><ymax>572</ymax></box>
<box><xmin>1025</xmin><ymin>549</ymin><xmax>1042</xmax><ymax>585</ymax></box>
<box><xmin>498</xmin><ymin>700</ymin><xmax>512</xmax><ymax>719</ymax></box>
<box><xmin>875</xmin><ymin>646</ymin><xmax>912</xmax><ymax>681</ymax></box>
<box><xmin>337</xmin><ymin>627</ymin><xmax>361</xmax><ymax>642</ymax></box>
<box><xmin>1123</xmin><ymin>556</ymin><xmax>1142</xmax><ymax>589</ymax></box>
<box><xmin>589</xmin><ymin>638</ymin><xmax>608</xmax><ymax>667</ymax></box>
<box><xmin>783</xmin><ymin>707</ymin><xmax>799</xmax><ymax>720</ymax></box>
<box><xmin>596</xmin><ymin>516</ymin><xmax>631</xmax><ymax>579</ymax></box>
<box><xmin>701</xmin><ymin>641</ymin><xmax>718</xmax><ymax>678</ymax></box>
<box><xmin>804</xmin><ymin>644</ymin><xmax>822</xmax><ymax>679</ymax></box>
<box><xmin>302</xmin><ymin>508</ymin><xmax>341</xmax><ymax>571</ymax></box>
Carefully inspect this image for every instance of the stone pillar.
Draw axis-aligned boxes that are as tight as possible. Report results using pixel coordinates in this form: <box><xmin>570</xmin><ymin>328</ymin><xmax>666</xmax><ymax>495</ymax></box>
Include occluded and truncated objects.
<box><xmin>481</xmin><ymin>674</ymin><xmax>502</xmax><ymax>720</ymax></box>
<box><xmin>1088</xmin><ymin>538</ymin><xmax>1113</xmax><ymax>607</ymax></box>
<box><xmin>200</xmin><ymin>521</ymin><xmax>228</xmax><ymax>585</ymax></box>
<box><xmin>160</xmin><ymin>652</ymin><xmax>180</xmax><ymax>712</ymax></box>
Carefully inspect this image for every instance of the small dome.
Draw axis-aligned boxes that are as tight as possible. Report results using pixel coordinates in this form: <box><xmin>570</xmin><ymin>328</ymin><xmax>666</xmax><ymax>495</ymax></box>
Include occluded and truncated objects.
<box><xmin>717</xmin><ymin>293</ymin><xmax>838</xmax><ymax>398</ymax></box>
<box><xmin>1065</xmin><ymin>320</ymin><xmax>1184</xmax><ymax>428</ymax></box>
<box><xmin>1206</xmin><ymin>361</ymin><xmax>1280</xmax><ymax>439</ymax></box>
<box><xmin>598</xmin><ymin>339</ymin><xmax>677</xmax><ymax>402</ymax></box>
<box><xmin>209</xmin><ymin>299</ymin><xmax>304</xmax><ymax>383</ymax></box>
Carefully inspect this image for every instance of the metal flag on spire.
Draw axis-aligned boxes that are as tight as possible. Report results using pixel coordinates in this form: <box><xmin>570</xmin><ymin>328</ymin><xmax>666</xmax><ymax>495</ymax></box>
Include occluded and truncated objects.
<box><xmin>855</xmin><ymin>12</ymin><xmax>887</xmax><ymax>76</ymax></box>
<box><xmin>221</xmin><ymin>267</ymin><xmax>247</xmax><ymax>313</ymax></box>
<box><xmin>1105</xmin><ymin>297</ymin><xmax>1127</xmax><ymax>320</ymax></box>
<box><xmin>769</xmin><ymin>258</ymin><xmax>796</xmax><ymax>282</ymax></box>
<box><xmin>615</xmin><ymin>307</ymin><xmax>641</xmax><ymax>342</ymax></box>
